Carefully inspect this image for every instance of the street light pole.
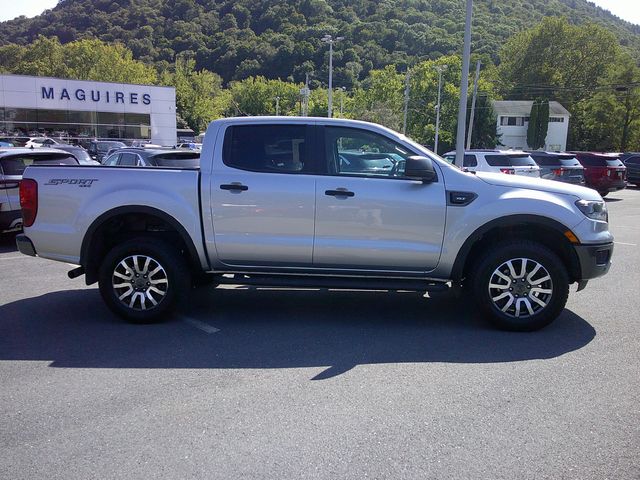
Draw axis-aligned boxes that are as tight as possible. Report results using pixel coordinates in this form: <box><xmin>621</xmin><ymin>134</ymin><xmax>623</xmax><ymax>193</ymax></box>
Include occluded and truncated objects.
<box><xmin>434</xmin><ymin>65</ymin><xmax>447</xmax><ymax>154</ymax></box>
<box><xmin>275</xmin><ymin>96</ymin><xmax>280</xmax><ymax>116</ymax></box>
<box><xmin>466</xmin><ymin>60</ymin><xmax>481</xmax><ymax>150</ymax></box>
<box><xmin>402</xmin><ymin>69</ymin><xmax>411</xmax><ymax>134</ymax></box>
<box><xmin>322</xmin><ymin>34</ymin><xmax>343</xmax><ymax>118</ymax></box>
<box><xmin>340</xmin><ymin>87</ymin><xmax>346</xmax><ymax>116</ymax></box>
<box><xmin>455</xmin><ymin>0</ymin><xmax>473</xmax><ymax>167</ymax></box>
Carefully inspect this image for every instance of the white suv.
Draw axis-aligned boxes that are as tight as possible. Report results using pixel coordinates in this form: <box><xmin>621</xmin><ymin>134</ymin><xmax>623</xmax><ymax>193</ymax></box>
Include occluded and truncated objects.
<box><xmin>443</xmin><ymin>150</ymin><xmax>541</xmax><ymax>178</ymax></box>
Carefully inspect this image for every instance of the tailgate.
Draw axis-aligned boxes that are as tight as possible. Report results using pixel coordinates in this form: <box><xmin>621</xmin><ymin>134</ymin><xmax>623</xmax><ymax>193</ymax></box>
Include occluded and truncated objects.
<box><xmin>21</xmin><ymin>165</ymin><xmax>203</xmax><ymax>266</ymax></box>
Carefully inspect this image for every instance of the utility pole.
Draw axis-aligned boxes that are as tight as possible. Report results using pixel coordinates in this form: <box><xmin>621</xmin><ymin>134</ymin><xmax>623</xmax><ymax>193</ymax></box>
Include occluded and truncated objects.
<box><xmin>455</xmin><ymin>0</ymin><xmax>473</xmax><ymax>167</ymax></box>
<box><xmin>434</xmin><ymin>65</ymin><xmax>448</xmax><ymax>154</ymax></box>
<box><xmin>339</xmin><ymin>87</ymin><xmax>346</xmax><ymax>116</ymax></box>
<box><xmin>301</xmin><ymin>72</ymin><xmax>311</xmax><ymax>117</ymax></box>
<box><xmin>322</xmin><ymin>34</ymin><xmax>343</xmax><ymax>118</ymax></box>
<box><xmin>466</xmin><ymin>60</ymin><xmax>481</xmax><ymax>150</ymax></box>
<box><xmin>275</xmin><ymin>96</ymin><xmax>280</xmax><ymax>116</ymax></box>
<box><xmin>402</xmin><ymin>70</ymin><xmax>411</xmax><ymax>134</ymax></box>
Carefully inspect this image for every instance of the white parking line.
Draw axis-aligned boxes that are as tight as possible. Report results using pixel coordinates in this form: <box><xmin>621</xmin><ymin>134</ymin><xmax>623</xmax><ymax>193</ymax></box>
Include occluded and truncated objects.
<box><xmin>615</xmin><ymin>242</ymin><xmax>637</xmax><ymax>246</ymax></box>
<box><xmin>180</xmin><ymin>316</ymin><xmax>220</xmax><ymax>334</ymax></box>
<box><xmin>0</xmin><ymin>256</ymin><xmax>24</xmax><ymax>261</ymax></box>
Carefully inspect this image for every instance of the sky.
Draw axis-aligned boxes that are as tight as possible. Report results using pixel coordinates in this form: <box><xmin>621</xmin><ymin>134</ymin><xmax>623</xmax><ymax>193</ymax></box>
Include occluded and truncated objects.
<box><xmin>0</xmin><ymin>0</ymin><xmax>638</xmax><ymax>25</ymax></box>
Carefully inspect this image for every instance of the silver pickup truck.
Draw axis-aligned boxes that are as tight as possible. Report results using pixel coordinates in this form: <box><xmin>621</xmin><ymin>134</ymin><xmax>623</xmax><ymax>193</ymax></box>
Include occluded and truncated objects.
<box><xmin>16</xmin><ymin>117</ymin><xmax>613</xmax><ymax>331</ymax></box>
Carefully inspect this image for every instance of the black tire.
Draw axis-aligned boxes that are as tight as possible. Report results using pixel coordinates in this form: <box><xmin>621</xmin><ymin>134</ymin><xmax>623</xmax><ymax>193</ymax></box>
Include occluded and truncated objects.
<box><xmin>598</xmin><ymin>191</ymin><xmax>609</xmax><ymax>198</ymax></box>
<box><xmin>470</xmin><ymin>240</ymin><xmax>569</xmax><ymax>331</ymax></box>
<box><xmin>98</xmin><ymin>237</ymin><xmax>191</xmax><ymax>323</ymax></box>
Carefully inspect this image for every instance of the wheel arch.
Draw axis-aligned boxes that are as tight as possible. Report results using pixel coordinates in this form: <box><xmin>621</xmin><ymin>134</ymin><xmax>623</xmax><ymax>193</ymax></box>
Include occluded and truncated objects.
<box><xmin>451</xmin><ymin>214</ymin><xmax>582</xmax><ymax>284</ymax></box>
<box><xmin>80</xmin><ymin>205</ymin><xmax>203</xmax><ymax>285</ymax></box>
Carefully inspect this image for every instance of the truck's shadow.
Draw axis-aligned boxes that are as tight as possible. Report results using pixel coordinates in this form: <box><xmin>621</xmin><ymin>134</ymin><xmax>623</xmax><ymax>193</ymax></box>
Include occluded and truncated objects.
<box><xmin>0</xmin><ymin>232</ymin><xmax>18</xmax><ymax>253</ymax></box>
<box><xmin>0</xmin><ymin>287</ymin><xmax>596</xmax><ymax>379</ymax></box>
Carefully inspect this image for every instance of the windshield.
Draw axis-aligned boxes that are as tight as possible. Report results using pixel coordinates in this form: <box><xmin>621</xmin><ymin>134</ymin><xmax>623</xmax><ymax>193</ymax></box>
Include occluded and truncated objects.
<box><xmin>97</xmin><ymin>141</ymin><xmax>126</xmax><ymax>152</ymax></box>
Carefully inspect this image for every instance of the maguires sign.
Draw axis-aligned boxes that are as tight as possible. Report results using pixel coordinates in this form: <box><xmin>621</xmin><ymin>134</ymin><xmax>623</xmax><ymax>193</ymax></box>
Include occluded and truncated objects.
<box><xmin>41</xmin><ymin>86</ymin><xmax>151</xmax><ymax>105</ymax></box>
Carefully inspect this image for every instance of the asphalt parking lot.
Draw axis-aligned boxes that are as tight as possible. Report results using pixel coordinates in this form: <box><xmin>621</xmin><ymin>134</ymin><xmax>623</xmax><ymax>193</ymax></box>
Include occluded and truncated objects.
<box><xmin>1</xmin><ymin>187</ymin><xmax>639</xmax><ymax>480</ymax></box>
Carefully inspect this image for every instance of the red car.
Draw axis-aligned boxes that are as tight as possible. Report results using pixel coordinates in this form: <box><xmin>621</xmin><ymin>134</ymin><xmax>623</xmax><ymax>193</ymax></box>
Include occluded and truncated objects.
<box><xmin>570</xmin><ymin>152</ymin><xmax>626</xmax><ymax>197</ymax></box>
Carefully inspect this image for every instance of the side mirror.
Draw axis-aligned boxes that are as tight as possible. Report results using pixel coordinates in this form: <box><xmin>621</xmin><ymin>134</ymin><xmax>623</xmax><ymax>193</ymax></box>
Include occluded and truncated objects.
<box><xmin>405</xmin><ymin>155</ymin><xmax>436</xmax><ymax>183</ymax></box>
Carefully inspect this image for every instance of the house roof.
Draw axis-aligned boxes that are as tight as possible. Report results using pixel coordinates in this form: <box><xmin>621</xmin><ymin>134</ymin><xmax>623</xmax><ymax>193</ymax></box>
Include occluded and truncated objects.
<box><xmin>492</xmin><ymin>100</ymin><xmax>570</xmax><ymax>117</ymax></box>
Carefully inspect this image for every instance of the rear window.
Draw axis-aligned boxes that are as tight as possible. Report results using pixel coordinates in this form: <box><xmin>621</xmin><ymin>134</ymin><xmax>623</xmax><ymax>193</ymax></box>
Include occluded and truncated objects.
<box><xmin>506</xmin><ymin>154</ymin><xmax>536</xmax><ymax>167</ymax></box>
<box><xmin>150</xmin><ymin>152</ymin><xmax>200</xmax><ymax>168</ymax></box>
<box><xmin>624</xmin><ymin>156</ymin><xmax>640</xmax><ymax>165</ymax></box>
<box><xmin>0</xmin><ymin>154</ymin><xmax>78</xmax><ymax>175</ymax></box>
<box><xmin>485</xmin><ymin>154</ymin><xmax>511</xmax><ymax>167</ymax></box>
<box><xmin>531</xmin><ymin>155</ymin><xmax>580</xmax><ymax>167</ymax></box>
<box><xmin>576</xmin><ymin>155</ymin><xmax>623</xmax><ymax>167</ymax></box>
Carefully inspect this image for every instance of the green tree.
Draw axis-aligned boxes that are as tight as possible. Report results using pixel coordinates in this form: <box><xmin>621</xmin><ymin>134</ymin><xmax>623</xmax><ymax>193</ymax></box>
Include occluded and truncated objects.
<box><xmin>498</xmin><ymin>17</ymin><xmax>623</xmax><ymax>150</ymax></box>
<box><xmin>224</xmin><ymin>76</ymin><xmax>302</xmax><ymax>117</ymax></box>
<box><xmin>164</xmin><ymin>57</ymin><xmax>228</xmax><ymax>133</ymax></box>
<box><xmin>527</xmin><ymin>98</ymin><xmax>549</xmax><ymax>150</ymax></box>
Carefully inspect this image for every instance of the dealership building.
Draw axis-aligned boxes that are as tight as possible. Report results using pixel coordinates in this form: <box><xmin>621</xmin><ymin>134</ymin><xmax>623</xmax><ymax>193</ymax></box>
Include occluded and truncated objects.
<box><xmin>0</xmin><ymin>74</ymin><xmax>177</xmax><ymax>146</ymax></box>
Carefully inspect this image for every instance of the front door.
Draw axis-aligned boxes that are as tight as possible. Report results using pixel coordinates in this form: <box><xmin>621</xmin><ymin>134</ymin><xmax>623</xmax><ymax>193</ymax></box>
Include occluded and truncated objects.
<box><xmin>313</xmin><ymin>126</ymin><xmax>446</xmax><ymax>273</ymax></box>
<box><xmin>209</xmin><ymin>123</ymin><xmax>317</xmax><ymax>267</ymax></box>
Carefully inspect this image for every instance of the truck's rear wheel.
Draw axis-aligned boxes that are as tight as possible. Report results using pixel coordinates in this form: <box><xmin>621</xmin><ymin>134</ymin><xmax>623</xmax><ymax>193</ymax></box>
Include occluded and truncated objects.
<box><xmin>98</xmin><ymin>237</ymin><xmax>190</xmax><ymax>323</ymax></box>
<box><xmin>471</xmin><ymin>241</ymin><xmax>569</xmax><ymax>331</ymax></box>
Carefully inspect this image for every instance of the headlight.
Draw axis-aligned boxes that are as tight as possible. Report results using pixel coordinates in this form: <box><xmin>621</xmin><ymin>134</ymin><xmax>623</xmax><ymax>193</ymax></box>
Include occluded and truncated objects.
<box><xmin>575</xmin><ymin>199</ymin><xmax>608</xmax><ymax>222</ymax></box>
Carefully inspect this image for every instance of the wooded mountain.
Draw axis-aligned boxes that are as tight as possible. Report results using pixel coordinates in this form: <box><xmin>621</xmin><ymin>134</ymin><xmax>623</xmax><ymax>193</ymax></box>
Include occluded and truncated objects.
<box><xmin>0</xmin><ymin>0</ymin><xmax>639</xmax><ymax>88</ymax></box>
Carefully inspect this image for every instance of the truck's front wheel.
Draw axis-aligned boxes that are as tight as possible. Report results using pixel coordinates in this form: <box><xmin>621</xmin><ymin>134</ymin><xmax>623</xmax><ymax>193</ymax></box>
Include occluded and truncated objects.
<box><xmin>471</xmin><ymin>241</ymin><xmax>569</xmax><ymax>331</ymax></box>
<box><xmin>98</xmin><ymin>237</ymin><xmax>190</xmax><ymax>323</ymax></box>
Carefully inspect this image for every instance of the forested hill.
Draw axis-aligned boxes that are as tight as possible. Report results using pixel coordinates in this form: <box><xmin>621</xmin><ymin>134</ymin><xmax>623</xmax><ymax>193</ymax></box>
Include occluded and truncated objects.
<box><xmin>1</xmin><ymin>0</ymin><xmax>639</xmax><ymax>86</ymax></box>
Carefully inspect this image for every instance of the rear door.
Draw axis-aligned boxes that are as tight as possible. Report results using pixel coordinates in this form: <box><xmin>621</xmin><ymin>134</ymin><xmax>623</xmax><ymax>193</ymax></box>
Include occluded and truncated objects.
<box><xmin>313</xmin><ymin>125</ymin><xmax>446</xmax><ymax>272</ymax></box>
<box><xmin>209</xmin><ymin>123</ymin><xmax>317</xmax><ymax>267</ymax></box>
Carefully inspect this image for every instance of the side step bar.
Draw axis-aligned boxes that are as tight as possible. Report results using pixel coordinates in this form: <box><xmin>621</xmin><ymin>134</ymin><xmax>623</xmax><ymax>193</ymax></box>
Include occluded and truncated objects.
<box><xmin>217</xmin><ymin>273</ymin><xmax>449</xmax><ymax>292</ymax></box>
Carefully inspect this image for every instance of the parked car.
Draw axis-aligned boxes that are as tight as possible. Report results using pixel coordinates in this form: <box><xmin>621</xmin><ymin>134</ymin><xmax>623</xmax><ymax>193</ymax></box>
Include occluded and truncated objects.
<box><xmin>51</xmin><ymin>145</ymin><xmax>100</xmax><ymax>165</ymax></box>
<box><xmin>87</xmin><ymin>141</ymin><xmax>127</xmax><ymax>162</ymax></box>
<box><xmin>176</xmin><ymin>142</ymin><xmax>203</xmax><ymax>151</ymax></box>
<box><xmin>17</xmin><ymin>117</ymin><xmax>613</xmax><ymax>332</ymax></box>
<box><xmin>620</xmin><ymin>153</ymin><xmax>640</xmax><ymax>186</ymax></box>
<box><xmin>443</xmin><ymin>150</ymin><xmax>540</xmax><ymax>177</ymax></box>
<box><xmin>528</xmin><ymin>152</ymin><xmax>585</xmax><ymax>185</ymax></box>
<box><xmin>570</xmin><ymin>152</ymin><xmax>626</xmax><ymax>197</ymax></box>
<box><xmin>0</xmin><ymin>148</ymin><xmax>79</xmax><ymax>233</ymax></box>
<box><xmin>24</xmin><ymin>137</ymin><xmax>63</xmax><ymax>149</ymax></box>
<box><xmin>101</xmin><ymin>148</ymin><xmax>200</xmax><ymax>168</ymax></box>
<box><xmin>0</xmin><ymin>141</ymin><xmax>13</xmax><ymax>147</ymax></box>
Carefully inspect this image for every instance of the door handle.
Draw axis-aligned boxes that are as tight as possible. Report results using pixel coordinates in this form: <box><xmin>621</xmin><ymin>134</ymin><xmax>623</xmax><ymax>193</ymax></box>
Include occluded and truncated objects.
<box><xmin>220</xmin><ymin>183</ymin><xmax>248</xmax><ymax>192</ymax></box>
<box><xmin>325</xmin><ymin>189</ymin><xmax>355</xmax><ymax>197</ymax></box>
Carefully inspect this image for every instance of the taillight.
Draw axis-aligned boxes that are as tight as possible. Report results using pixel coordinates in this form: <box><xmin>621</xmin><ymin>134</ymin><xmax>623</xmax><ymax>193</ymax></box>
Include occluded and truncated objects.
<box><xmin>552</xmin><ymin>168</ymin><xmax>564</xmax><ymax>176</ymax></box>
<box><xmin>19</xmin><ymin>179</ymin><xmax>38</xmax><ymax>227</ymax></box>
<box><xmin>499</xmin><ymin>168</ymin><xmax>515</xmax><ymax>174</ymax></box>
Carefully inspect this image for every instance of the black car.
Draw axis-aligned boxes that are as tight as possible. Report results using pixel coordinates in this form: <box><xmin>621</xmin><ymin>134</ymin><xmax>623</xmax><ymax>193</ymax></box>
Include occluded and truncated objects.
<box><xmin>620</xmin><ymin>153</ymin><xmax>640</xmax><ymax>186</ymax></box>
<box><xmin>88</xmin><ymin>141</ymin><xmax>127</xmax><ymax>162</ymax></box>
<box><xmin>528</xmin><ymin>152</ymin><xmax>585</xmax><ymax>185</ymax></box>
<box><xmin>51</xmin><ymin>145</ymin><xmax>100</xmax><ymax>165</ymax></box>
<box><xmin>101</xmin><ymin>148</ymin><xmax>200</xmax><ymax>168</ymax></box>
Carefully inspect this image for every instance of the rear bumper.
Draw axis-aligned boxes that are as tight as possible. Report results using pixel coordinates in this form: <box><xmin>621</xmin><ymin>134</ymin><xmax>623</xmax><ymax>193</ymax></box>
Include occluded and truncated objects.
<box><xmin>15</xmin><ymin>234</ymin><xmax>37</xmax><ymax>257</ymax></box>
<box><xmin>573</xmin><ymin>242</ymin><xmax>613</xmax><ymax>280</ymax></box>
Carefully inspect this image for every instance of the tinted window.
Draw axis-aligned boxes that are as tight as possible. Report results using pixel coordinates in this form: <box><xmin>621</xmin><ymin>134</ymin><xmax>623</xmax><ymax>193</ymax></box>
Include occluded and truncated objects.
<box><xmin>531</xmin><ymin>156</ymin><xmax>559</xmax><ymax>166</ymax></box>
<box><xmin>119</xmin><ymin>153</ymin><xmax>139</xmax><ymax>166</ymax></box>
<box><xmin>326</xmin><ymin>127</ymin><xmax>411</xmax><ymax>177</ymax></box>
<box><xmin>464</xmin><ymin>154</ymin><xmax>477</xmax><ymax>167</ymax></box>
<box><xmin>223</xmin><ymin>125</ymin><xmax>308</xmax><ymax>173</ymax></box>
<box><xmin>485</xmin><ymin>154</ymin><xmax>511</xmax><ymax>166</ymax></box>
<box><xmin>103</xmin><ymin>154</ymin><xmax>120</xmax><ymax>166</ymax></box>
<box><xmin>508</xmin><ymin>154</ymin><xmax>536</xmax><ymax>167</ymax></box>
<box><xmin>624</xmin><ymin>156</ymin><xmax>640</xmax><ymax>165</ymax></box>
<box><xmin>1</xmin><ymin>154</ymin><xmax>78</xmax><ymax>175</ymax></box>
<box><xmin>151</xmin><ymin>152</ymin><xmax>200</xmax><ymax>168</ymax></box>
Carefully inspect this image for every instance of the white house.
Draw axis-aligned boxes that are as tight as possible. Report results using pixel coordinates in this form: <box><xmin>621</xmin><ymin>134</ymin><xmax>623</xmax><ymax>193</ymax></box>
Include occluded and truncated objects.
<box><xmin>492</xmin><ymin>100</ymin><xmax>570</xmax><ymax>151</ymax></box>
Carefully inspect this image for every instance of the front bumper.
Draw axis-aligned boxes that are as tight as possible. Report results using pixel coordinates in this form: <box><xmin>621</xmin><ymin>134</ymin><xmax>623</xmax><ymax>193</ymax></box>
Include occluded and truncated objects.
<box><xmin>15</xmin><ymin>234</ymin><xmax>37</xmax><ymax>257</ymax></box>
<box><xmin>573</xmin><ymin>242</ymin><xmax>613</xmax><ymax>280</ymax></box>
